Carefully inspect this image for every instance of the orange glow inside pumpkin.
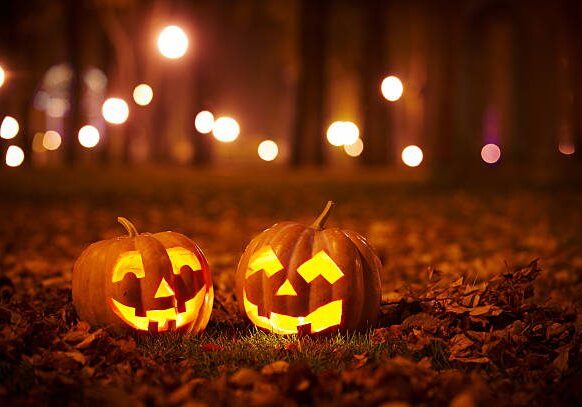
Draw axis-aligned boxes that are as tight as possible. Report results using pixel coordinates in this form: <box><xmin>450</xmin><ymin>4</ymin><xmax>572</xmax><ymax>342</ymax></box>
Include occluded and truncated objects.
<box><xmin>108</xmin><ymin>247</ymin><xmax>210</xmax><ymax>332</ymax></box>
<box><xmin>243</xmin><ymin>245</ymin><xmax>345</xmax><ymax>335</ymax></box>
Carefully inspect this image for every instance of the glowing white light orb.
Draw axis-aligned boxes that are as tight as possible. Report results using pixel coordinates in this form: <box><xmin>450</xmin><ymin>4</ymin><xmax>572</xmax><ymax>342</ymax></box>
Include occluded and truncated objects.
<box><xmin>326</xmin><ymin>122</ymin><xmax>345</xmax><ymax>146</ymax></box>
<box><xmin>0</xmin><ymin>116</ymin><xmax>19</xmax><ymax>139</ymax></box>
<box><xmin>381</xmin><ymin>75</ymin><xmax>404</xmax><ymax>102</ymax></box>
<box><xmin>195</xmin><ymin>111</ymin><xmax>214</xmax><ymax>134</ymax></box>
<box><xmin>401</xmin><ymin>145</ymin><xmax>423</xmax><ymax>167</ymax></box>
<box><xmin>157</xmin><ymin>25</ymin><xmax>189</xmax><ymax>59</ymax></box>
<box><xmin>327</xmin><ymin>121</ymin><xmax>360</xmax><ymax>146</ymax></box>
<box><xmin>78</xmin><ymin>125</ymin><xmax>100</xmax><ymax>148</ymax></box>
<box><xmin>212</xmin><ymin>117</ymin><xmax>240</xmax><ymax>142</ymax></box>
<box><xmin>5</xmin><ymin>145</ymin><xmax>24</xmax><ymax>167</ymax></box>
<box><xmin>102</xmin><ymin>98</ymin><xmax>129</xmax><ymax>124</ymax></box>
<box><xmin>342</xmin><ymin>121</ymin><xmax>360</xmax><ymax>145</ymax></box>
<box><xmin>344</xmin><ymin>138</ymin><xmax>364</xmax><ymax>157</ymax></box>
<box><xmin>42</xmin><ymin>130</ymin><xmax>62</xmax><ymax>151</ymax></box>
<box><xmin>558</xmin><ymin>141</ymin><xmax>575</xmax><ymax>155</ymax></box>
<box><xmin>133</xmin><ymin>84</ymin><xmax>153</xmax><ymax>106</ymax></box>
<box><xmin>0</xmin><ymin>66</ymin><xmax>5</xmax><ymax>87</ymax></box>
<box><xmin>258</xmin><ymin>140</ymin><xmax>279</xmax><ymax>161</ymax></box>
<box><xmin>481</xmin><ymin>143</ymin><xmax>501</xmax><ymax>164</ymax></box>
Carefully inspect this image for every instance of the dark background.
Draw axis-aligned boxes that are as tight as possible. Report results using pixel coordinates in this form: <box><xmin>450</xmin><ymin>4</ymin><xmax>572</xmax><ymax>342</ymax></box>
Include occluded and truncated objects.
<box><xmin>0</xmin><ymin>0</ymin><xmax>580</xmax><ymax>179</ymax></box>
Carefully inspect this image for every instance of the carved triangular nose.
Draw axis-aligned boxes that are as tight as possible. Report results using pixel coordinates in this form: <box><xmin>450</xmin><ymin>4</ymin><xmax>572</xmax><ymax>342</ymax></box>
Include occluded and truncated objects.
<box><xmin>276</xmin><ymin>279</ymin><xmax>297</xmax><ymax>296</ymax></box>
<box><xmin>155</xmin><ymin>277</ymin><xmax>175</xmax><ymax>298</ymax></box>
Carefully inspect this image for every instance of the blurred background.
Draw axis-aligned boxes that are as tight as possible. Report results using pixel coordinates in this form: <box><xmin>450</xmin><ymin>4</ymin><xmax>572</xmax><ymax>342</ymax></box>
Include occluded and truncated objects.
<box><xmin>0</xmin><ymin>0</ymin><xmax>580</xmax><ymax>180</ymax></box>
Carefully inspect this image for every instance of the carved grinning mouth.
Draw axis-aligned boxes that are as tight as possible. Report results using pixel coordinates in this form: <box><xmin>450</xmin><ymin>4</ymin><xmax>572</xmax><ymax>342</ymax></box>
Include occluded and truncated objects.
<box><xmin>243</xmin><ymin>289</ymin><xmax>342</xmax><ymax>335</ymax></box>
<box><xmin>109</xmin><ymin>286</ymin><xmax>207</xmax><ymax>332</ymax></box>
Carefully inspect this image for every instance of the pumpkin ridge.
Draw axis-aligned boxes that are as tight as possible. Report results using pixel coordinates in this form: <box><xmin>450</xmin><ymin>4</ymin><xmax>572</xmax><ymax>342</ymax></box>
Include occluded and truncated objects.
<box><xmin>239</xmin><ymin>222</ymin><xmax>299</xmax><ymax>317</ymax></box>
<box><xmin>342</xmin><ymin>229</ymin><xmax>382</xmax><ymax>327</ymax></box>
<box><xmin>284</xmin><ymin>227</ymin><xmax>314</xmax><ymax>317</ymax></box>
<box><xmin>260</xmin><ymin>223</ymin><xmax>304</xmax><ymax>317</ymax></box>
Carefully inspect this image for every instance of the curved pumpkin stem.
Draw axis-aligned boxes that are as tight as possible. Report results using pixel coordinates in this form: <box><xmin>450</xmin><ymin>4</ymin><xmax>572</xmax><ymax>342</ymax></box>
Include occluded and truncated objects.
<box><xmin>312</xmin><ymin>201</ymin><xmax>335</xmax><ymax>230</ymax></box>
<box><xmin>117</xmin><ymin>217</ymin><xmax>139</xmax><ymax>237</ymax></box>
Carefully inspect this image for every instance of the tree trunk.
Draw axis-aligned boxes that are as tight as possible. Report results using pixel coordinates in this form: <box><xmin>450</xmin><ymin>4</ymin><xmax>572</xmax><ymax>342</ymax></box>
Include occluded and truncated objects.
<box><xmin>64</xmin><ymin>0</ymin><xmax>84</xmax><ymax>164</ymax></box>
<box><xmin>291</xmin><ymin>0</ymin><xmax>329</xmax><ymax>167</ymax></box>
<box><xmin>360</xmin><ymin>0</ymin><xmax>389</xmax><ymax>166</ymax></box>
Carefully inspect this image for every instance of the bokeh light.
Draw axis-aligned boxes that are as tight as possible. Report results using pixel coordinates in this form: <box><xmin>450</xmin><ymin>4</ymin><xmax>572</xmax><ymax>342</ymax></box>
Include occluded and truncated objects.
<box><xmin>157</xmin><ymin>25</ymin><xmax>189</xmax><ymax>59</ymax></box>
<box><xmin>46</xmin><ymin>98</ymin><xmax>69</xmax><ymax>118</ymax></box>
<box><xmin>42</xmin><ymin>130</ymin><xmax>62</xmax><ymax>151</ymax></box>
<box><xmin>102</xmin><ymin>98</ymin><xmax>129</xmax><ymax>124</ymax></box>
<box><xmin>381</xmin><ymin>75</ymin><xmax>404</xmax><ymax>102</ymax></box>
<box><xmin>344</xmin><ymin>138</ymin><xmax>364</xmax><ymax>157</ymax></box>
<box><xmin>481</xmin><ymin>143</ymin><xmax>501</xmax><ymax>164</ymax></box>
<box><xmin>1</xmin><ymin>116</ymin><xmax>19</xmax><ymax>139</ymax></box>
<box><xmin>212</xmin><ymin>117</ymin><xmax>240</xmax><ymax>142</ymax></box>
<box><xmin>78</xmin><ymin>125</ymin><xmax>100</xmax><ymax>148</ymax></box>
<box><xmin>401</xmin><ymin>145</ymin><xmax>423</xmax><ymax>167</ymax></box>
<box><xmin>558</xmin><ymin>141</ymin><xmax>575</xmax><ymax>155</ymax></box>
<box><xmin>326</xmin><ymin>121</ymin><xmax>359</xmax><ymax>146</ymax></box>
<box><xmin>133</xmin><ymin>84</ymin><xmax>153</xmax><ymax>106</ymax></box>
<box><xmin>0</xmin><ymin>65</ymin><xmax>5</xmax><ymax>87</ymax></box>
<box><xmin>5</xmin><ymin>145</ymin><xmax>24</xmax><ymax>167</ymax></box>
<box><xmin>195</xmin><ymin>111</ymin><xmax>214</xmax><ymax>134</ymax></box>
<box><xmin>84</xmin><ymin>68</ymin><xmax>107</xmax><ymax>92</ymax></box>
<box><xmin>258</xmin><ymin>140</ymin><xmax>279</xmax><ymax>161</ymax></box>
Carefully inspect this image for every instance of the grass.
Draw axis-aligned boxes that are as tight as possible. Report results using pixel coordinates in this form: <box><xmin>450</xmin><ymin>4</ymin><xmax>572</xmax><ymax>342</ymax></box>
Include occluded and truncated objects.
<box><xmin>137</xmin><ymin>326</ymin><xmax>406</xmax><ymax>377</ymax></box>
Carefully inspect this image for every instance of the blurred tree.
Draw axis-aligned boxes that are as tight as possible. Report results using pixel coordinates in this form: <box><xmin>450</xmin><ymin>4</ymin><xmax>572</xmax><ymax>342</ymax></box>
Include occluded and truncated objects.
<box><xmin>291</xmin><ymin>0</ymin><xmax>329</xmax><ymax>166</ymax></box>
<box><xmin>359</xmin><ymin>0</ymin><xmax>390</xmax><ymax>166</ymax></box>
<box><xmin>190</xmin><ymin>0</ymin><xmax>215</xmax><ymax>166</ymax></box>
<box><xmin>424</xmin><ymin>2</ymin><xmax>463</xmax><ymax>173</ymax></box>
<box><xmin>95</xmin><ymin>0</ymin><xmax>140</xmax><ymax>164</ymax></box>
<box><xmin>64</xmin><ymin>0</ymin><xmax>84</xmax><ymax>164</ymax></box>
<box><xmin>0</xmin><ymin>1</ymin><xmax>61</xmax><ymax>167</ymax></box>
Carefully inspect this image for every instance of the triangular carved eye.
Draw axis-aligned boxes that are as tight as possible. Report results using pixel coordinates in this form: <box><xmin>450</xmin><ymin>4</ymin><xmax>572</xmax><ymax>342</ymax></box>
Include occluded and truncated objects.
<box><xmin>275</xmin><ymin>279</ymin><xmax>297</xmax><ymax>296</ymax></box>
<box><xmin>297</xmin><ymin>251</ymin><xmax>344</xmax><ymax>284</ymax></box>
<box><xmin>247</xmin><ymin>246</ymin><xmax>284</xmax><ymax>278</ymax></box>
<box><xmin>155</xmin><ymin>278</ymin><xmax>175</xmax><ymax>298</ymax></box>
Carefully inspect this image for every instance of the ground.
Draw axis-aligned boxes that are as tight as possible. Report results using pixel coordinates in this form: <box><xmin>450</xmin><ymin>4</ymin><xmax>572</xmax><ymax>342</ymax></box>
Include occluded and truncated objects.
<box><xmin>0</xmin><ymin>168</ymin><xmax>581</xmax><ymax>406</ymax></box>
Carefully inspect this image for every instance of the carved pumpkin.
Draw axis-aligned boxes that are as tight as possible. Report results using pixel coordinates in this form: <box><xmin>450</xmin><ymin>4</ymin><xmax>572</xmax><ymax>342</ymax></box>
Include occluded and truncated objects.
<box><xmin>236</xmin><ymin>201</ymin><xmax>381</xmax><ymax>335</ymax></box>
<box><xmin>72</xmin><ymin>217</ymin><xmax>213</xmax><ymax>334</ymax></box>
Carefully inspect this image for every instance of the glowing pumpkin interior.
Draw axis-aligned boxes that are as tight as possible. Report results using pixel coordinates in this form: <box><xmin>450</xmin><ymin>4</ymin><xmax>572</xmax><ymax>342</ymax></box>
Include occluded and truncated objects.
<box><xmin>243</xmin><ymin>245</ymin><xmax>345</xmax><ymax>334</ymax></box>
<box><xmin>109</xmin><ymin>247</ymin><xmax>208</xmax><ymax>332</ymax></box>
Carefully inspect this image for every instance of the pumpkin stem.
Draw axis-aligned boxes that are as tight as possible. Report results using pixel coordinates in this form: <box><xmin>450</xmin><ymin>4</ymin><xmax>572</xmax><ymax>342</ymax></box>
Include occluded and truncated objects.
<box><xmin>117</xmin><ymin>217</ymin><xmax>139</xmax><ymax>237</ymax></box>
<box><xmin>312</xmin><ymin>201</ymin><xmax>335</xmax><ymax>230</ymax></box>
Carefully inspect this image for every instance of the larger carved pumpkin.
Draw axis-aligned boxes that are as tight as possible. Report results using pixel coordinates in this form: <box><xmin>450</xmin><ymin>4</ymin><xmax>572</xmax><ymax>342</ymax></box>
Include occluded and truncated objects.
<box><xmin>236</xmin><ymin>201</ymin><xmax>382</xmax><ymax>335</ymax></box>
<box><xmin>72</xmin><ymin>217</ymin><xmax>213</xmax><ymax>334</ymax></box>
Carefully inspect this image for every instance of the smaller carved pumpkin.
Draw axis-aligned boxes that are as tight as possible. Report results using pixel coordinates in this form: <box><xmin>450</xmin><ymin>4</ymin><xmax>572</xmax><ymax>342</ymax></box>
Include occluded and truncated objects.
<box><xmin>72</xmin><ymin>217</ymin><xmax>213</xmax><ymax>334</ymax></box>
<box><xmin>236</xmin><ymin>201</ymin><xmax>382</xmax><ymax>335</ymax></box>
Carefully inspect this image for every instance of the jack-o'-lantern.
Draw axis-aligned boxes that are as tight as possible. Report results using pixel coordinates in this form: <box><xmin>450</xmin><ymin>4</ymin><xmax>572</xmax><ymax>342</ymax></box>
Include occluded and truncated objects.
<box><xmin>236</xmin><ymin>201</ymin><xmax>381</xmax><ymax>335</ymax></box>
<box><xmin>72</xmin><ymin>217</ymin><xmax>213</xmax><ymax>334</ymax></box>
